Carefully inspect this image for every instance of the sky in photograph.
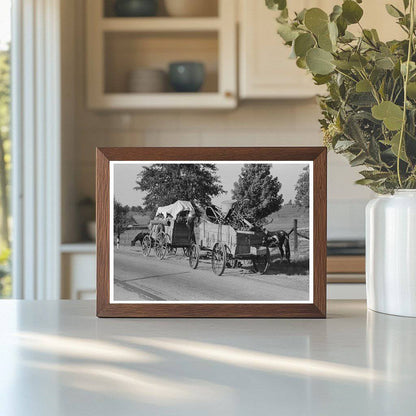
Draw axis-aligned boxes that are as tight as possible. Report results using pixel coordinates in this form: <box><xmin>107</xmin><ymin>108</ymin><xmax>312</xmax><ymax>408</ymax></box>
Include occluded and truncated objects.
<box><xmin>114</xmin><ymin>162</ymin><xmax>309</xmax><ymax>208</ymax></box>
<box><xmin>0</xmin><ymin>0</ymin><xmax>11</xmax><ymax>50</ymax></box>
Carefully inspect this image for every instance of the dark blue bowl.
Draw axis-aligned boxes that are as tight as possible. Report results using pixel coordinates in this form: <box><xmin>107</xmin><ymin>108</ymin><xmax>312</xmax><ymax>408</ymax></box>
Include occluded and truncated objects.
<box><xmin>169</xmin><ymin>62</ymin><xmax>205</xmax><ymax>93</ymax></box>
<box><xmin>114</xmin><ymin>0</ymin><xmax>158</xmax><ymax>17</ymax></box>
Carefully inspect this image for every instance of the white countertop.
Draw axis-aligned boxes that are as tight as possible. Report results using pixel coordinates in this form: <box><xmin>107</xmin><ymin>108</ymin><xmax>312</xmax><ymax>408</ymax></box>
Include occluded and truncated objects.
<box><xmin>0</xmin><ymin>300</ymin><xmax>415</xmax><ymax>415</ymax></box>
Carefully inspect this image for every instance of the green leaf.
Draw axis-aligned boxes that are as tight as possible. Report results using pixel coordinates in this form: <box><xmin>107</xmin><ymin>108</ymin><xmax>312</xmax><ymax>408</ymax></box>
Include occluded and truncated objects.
<box><xmin>342</xmin><ymin>0</ymin><xmax>363</xmax><ymax>24</ymax></box>
<box><xmin>403</xmin><ymin>0</ymin><xmax>410</xmax><ymax>9</ymax></box>
<box><xmin>334</xmin><ymin>139</ymin><xmax>355</xmax><ymax>152</ymax></box>
<box><xmin>349</xmin><ymin>92</ymin><xmax>377</xmax><ymax>107</ymax></box>
<box><xmin>407</xmin><ymin>82</ymin><xmax>416</xmax><ymax>99</ymax></box>
<box><xmin>266</xmin><ymin>0</ymin><xmax>287</xmax><ymax>11</ymax></box>
<box><xmin>401</xmin><ymin>61</ymin><xmax>416</xmax><ymax>76</ymax></box>
<box><xmin>318</xmin><ymin>22</ymin><xmax>338</xmax><ymax>52</ymax></box>
<box><xmin>371</xmin><ymin>29</ymin><xmax>380</xmax><ymax>42</ymax></box>
<box><xmin>372</xmin><ymin>101</ymin><xmax>403</xmax><ymax>130</ymax></box>
<box><xmin>359</xmin><ymin>170</ymin><xmax>391</xmax><ymax>180</ymax></box>
<box><xmin>363</xmin><ymin>29</ymin><xmax>375</xmax><ymax>44</ymax></box>
<box><xmin>382</xmin><ymin>132</ymin><xmax>409</xmax><ymax>162</ymax></box>
<box><xmin>330</xmin><ymin>5</ymin><xmax>343</xmax><ymax>22</ymax></box>
<box><xmin>333</xmin><ymin>59</ymin><xmax>353</xmax><ymax>70</ymax></box>
<box><xmin>295</xmin><ymin>8</ymin><xmax>307</xmax><ymax>22</ymax></box>
<box><xmin>375</xmin><ymin>56</ymin><xmax>395</xmax><ymax>70</ymax></box>
<box><xmin>350</xmin><ymin>53</ymin><xmax>368</xmax><ymax>69</ymax></box>
<box><xmin>385</xmin><ymin>4</ymin><xmax>403</xmax><ymax>18</ymax></box>
<box><xmin>355</xmin><ymin>178</ymin><xmax>377</xmax><ymax>185</ymax></box>
<box><xmin>296</xmin><ymin>57</ymin><xmax>307</xmax><ymax>69</ymax></box>
<box><xmin>313</xmin><ymin>74</ymin><xmax>332</xmax><ymax>85</ymax></box>
<box><xmin>340</xmin><ymin>31</ymin><xmax>356</xmax><ymax>42</ymax></box>
<box><xmin>277</xmin><ymin>23</ymin><xmax>299</xmax><ymax>42</ymax></box>
<box><xmin>336</xmin><ymin>15</ymin><xmax>348</xmax><ymax>36</ymax></box>
<box><xmin>318</xmin><ymin>32</ymin><xmax>333</xmax><ymax>52</ymax></box>
<box><xmin>294</xmin><ymin>33</ymin><xmax>315</xmax><ymax>57</ymax></box>
<box><xmin>369</xmin><ymin>136</ymin><xmax>381</xmax><ymax>162</ymax></box>
<box><xmin>306</xmin><ymin>48</ymin><xmax>335</xmax><ymax>75</ymax></box>
<box><xmin>304</xmin><ymin>8</ymin><xmax>329</xmax><ymax>35</ymax></box>
<box><xmin>356</xmin><ymin>79</ymin><xmax>372</xmax><ymax>92</ymax></box>
<box><xmin>350</xmin><ymin>152</ymin><xmax>368</xmax><ymax>167</ymax></box>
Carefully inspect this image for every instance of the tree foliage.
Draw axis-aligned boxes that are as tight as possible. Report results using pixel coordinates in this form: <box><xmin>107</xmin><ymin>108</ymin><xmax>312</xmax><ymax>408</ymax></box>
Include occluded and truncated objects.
<box><xmin>232</xmin><ymin>164</ymin><xmax>284</xmax><ymax>224</ymax></box>
<box><xmin>113</xmin><ymin>200</ymin><xmax>129</xmax><ymax>234</ymax></box>
<box><xmin>266</xmin><ymin>0</ymin><xmax>416</xmax><ymax>193</ymax></box>
<box><xmin>295</xmin><ymin>166</ymin><xmax>310</xmax><ymax>208</ymax></box>
<box><xmin>135</xmin><ymin>164</ymin><xmax>224</xmax><ymax>213</ymax></box>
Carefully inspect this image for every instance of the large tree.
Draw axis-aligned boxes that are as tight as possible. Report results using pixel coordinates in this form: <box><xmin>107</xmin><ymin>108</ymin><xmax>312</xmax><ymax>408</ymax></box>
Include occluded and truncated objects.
<box><xmin>294</xmin><ymin>166</ymin><xmax>310</xmax><ymax>208</ymax></box>
<box><xmin>135</xmin><ymin>164</ymin><xmax>224</xmax><ymax>213</ymax></box>
<box><xmin>232</xmin><ymin>164</ymin><xmax>283</xmax><ymax>224</ymax></box>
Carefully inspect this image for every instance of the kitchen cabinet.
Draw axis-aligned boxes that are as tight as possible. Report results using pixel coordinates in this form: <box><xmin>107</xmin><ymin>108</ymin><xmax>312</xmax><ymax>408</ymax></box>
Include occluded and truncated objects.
<box><xmin>238</xmin><ymin>0</ymin><xmax>404</xmax><ymax>99</ymax></box>
<box><xmin>239</xmin><ymin>0</ymin><xmax>324</xmax><ymax>99</ymax></box>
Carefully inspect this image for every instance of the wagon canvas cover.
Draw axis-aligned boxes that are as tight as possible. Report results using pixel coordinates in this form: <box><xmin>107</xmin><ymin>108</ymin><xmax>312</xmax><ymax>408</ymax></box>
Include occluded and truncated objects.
<box><xmin>155</xmin><ymin>200</ymin><xmax>195</xmax><ymax>219</ymax></box>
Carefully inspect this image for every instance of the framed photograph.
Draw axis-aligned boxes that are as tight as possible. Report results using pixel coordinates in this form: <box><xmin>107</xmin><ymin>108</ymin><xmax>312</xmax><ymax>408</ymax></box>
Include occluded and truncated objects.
<box><xmin>96</xmin><ymin>147</ymin><xmax>327</xmax><ymax>318</ymax></box>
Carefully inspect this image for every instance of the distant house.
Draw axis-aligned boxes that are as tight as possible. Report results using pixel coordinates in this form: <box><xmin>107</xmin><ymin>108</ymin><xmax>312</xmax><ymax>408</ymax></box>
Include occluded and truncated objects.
<box><xmin>124</xmin><ymin>212</ymin><xmax>151</xmax><ymax>230</ymax></box>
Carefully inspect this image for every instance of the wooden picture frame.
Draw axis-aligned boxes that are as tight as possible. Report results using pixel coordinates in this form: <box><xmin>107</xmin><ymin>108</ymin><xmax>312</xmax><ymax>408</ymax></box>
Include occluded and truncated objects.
<box><xmin>97</xmin><ymin>147</ymin><xmax>327</xmax><ymax>318</ymax></box>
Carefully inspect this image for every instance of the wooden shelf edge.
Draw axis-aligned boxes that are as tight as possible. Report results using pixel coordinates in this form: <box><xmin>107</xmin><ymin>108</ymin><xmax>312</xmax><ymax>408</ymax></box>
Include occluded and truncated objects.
<box><xmin>88</xmin><ymin>93</ymin><xmax>237</xmax><ymax>110</ymax></box>
<box><xmin>61</xmin><ymin>243</ymin><xmax>96</xmax><ymax>254</ymax></box>
<box><xmin>101</xmin><ymin>17</ymin><xmax>221</xmax><ymax>32</ymax></box>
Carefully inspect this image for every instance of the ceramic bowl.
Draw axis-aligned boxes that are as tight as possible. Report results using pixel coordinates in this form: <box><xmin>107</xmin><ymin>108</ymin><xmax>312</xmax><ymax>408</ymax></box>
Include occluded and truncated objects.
<box><xmin>127</xmin><ymin>68</ymin><xmax>167</xmax><ymax>93</ymax></box>
<box><xmin>114</xmin><ymin>0</ymin><xmax>158</xmax><ymax>17</ymax></box>
<box><xmin>168</xmin><ymin>62</ymin><xmax>205</xmax><ymax>93</ymax></box>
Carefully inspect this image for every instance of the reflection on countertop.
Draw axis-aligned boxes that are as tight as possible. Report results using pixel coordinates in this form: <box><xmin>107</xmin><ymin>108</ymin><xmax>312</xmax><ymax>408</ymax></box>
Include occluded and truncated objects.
<box><xmin>0</xmin><ymin>300</ymin><xmax>416</xmax><ymax>415</ymax></box>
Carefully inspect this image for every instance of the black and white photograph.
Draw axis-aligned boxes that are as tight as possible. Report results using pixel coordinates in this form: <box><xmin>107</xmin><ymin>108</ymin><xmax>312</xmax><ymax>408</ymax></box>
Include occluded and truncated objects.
<box><xmin>110</xmin><ymin>161</ymin><xmax>313</xmax><ymax>303</ymax></box>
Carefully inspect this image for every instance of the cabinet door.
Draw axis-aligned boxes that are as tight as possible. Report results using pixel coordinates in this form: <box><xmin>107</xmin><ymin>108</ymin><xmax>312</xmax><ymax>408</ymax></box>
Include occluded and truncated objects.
<box><xmin>239</xmin><ymin>0</ymin><xmax>321</xmax><ymax>99</ymax></box>
<box><xmin>239</xmin><ymin>0</ymin><xmax>405</xmax><ymax>99</ymax></box>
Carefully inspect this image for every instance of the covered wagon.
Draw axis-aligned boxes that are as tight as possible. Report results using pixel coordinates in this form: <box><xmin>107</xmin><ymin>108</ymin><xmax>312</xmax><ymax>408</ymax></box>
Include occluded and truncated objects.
<box><xmin>142</xmin><ymin>200</ymin><xmax>195</xmax><ymax>259</ymax></box>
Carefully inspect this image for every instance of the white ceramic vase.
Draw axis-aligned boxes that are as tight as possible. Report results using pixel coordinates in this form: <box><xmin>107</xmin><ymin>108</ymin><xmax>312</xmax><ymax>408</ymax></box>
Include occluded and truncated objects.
<box><xmin>366</xmin><ymin>190</ymin><xmax>416</xmax><ymax>317</ymax></box>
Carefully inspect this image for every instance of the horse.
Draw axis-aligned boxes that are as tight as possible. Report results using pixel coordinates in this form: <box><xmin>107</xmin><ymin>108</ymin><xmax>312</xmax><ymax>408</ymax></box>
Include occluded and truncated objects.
<box><xmin>131</xmin><ymin>231</ymin><xmax>149</xmax><ymax>247</ymax></box>
<box><xmin>265</xmin><ymin>230</ymin><xmax>291</xmax><ymax>263</ymax></box>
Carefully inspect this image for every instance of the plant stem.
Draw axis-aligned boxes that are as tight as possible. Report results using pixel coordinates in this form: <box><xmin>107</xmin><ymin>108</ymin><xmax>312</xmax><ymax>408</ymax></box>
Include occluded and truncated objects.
<box><xmin>397</xmin><ymin>0</ymin><xmax>415</xmax><ymax>188</ymax></box>
<box><xmin>334</xmin><ymin>68</ymin><xmax>357</xmax><ymax>83</ymax></box>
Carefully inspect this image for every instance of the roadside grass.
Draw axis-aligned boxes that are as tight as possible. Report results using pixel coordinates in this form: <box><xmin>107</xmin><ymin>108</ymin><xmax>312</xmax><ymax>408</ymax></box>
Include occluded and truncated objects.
<box><xmin>266</xmin><ymin>204</ymin><xmax>309</xmax><ymax>233</ymax></box>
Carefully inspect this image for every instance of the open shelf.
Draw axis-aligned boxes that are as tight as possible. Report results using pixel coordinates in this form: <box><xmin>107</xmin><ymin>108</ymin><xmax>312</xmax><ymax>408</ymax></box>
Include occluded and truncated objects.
<box><xmin>86</xmin><ymin>0</ymin><xmax>236</xmax><ymax>109</ymax></box>
<box><xmin>104</xmin><ymin>31</ymin><xmax>219</xmax><ymax>94</ymax></box>
<box><xmin>103</xmin><ymin>0</ymin><xmax>219</xmax><ymax>18</ymax></box>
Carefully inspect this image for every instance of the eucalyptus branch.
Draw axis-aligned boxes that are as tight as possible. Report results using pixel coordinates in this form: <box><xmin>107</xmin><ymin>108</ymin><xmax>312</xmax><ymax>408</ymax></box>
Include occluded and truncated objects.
<box><xmin>397</xmin><ymin>0</ymin><xmax>415</xmax><ymax>188</ymax></box>
<box><xmin>334</xmin><ymin>68</ymin><xmax>358</xmax><ymax>83</ymax></box>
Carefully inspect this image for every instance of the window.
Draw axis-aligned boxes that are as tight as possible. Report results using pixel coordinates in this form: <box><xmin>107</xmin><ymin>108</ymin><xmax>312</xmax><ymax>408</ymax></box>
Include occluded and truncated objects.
<box><xmin>0</xmin><ymin>0</ymin><xmax>11</xmax><ymax>298</ymax></box>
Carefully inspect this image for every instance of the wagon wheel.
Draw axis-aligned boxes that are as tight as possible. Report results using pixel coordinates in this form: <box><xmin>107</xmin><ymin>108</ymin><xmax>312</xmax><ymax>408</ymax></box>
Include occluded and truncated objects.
<box><xmin>189</xmin><ymin>244</ymin><xmax>200</xmax><ymax>269</ymax></box>
<box><xmin>211</xmin><ymin>242</ymin><xmax>227</xmax><ymax>276</ymax></box>
<box><xmin>142</xmin><ymin>235</ymin><xmax>152</xmax><ymax>257</ymax></box>
<box><xmin>155</xmin><ymin>232</ymin><xmax>169</xmax><ymax>260</ymax></box>
<box><xmin>252</xmin><ymin>247</ymin><xmax>271</xmax><ymax>275</ymax></box>
<box><xmin>225</xmin><ymin>246</ymin><xmax>235</xmax><ymax>268</ymax></box>
<box><xmin>183</xmin><ymin>247</ymin><xmax>190</xmax><ymax>257</ymax></box>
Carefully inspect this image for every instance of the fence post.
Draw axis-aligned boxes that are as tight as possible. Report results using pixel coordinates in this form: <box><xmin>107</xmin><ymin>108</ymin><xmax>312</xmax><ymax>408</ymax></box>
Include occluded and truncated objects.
<box><xmin>293</xmin><ymin>219</ymin><xmax>298</xmax><ymax>253</ymax></box>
